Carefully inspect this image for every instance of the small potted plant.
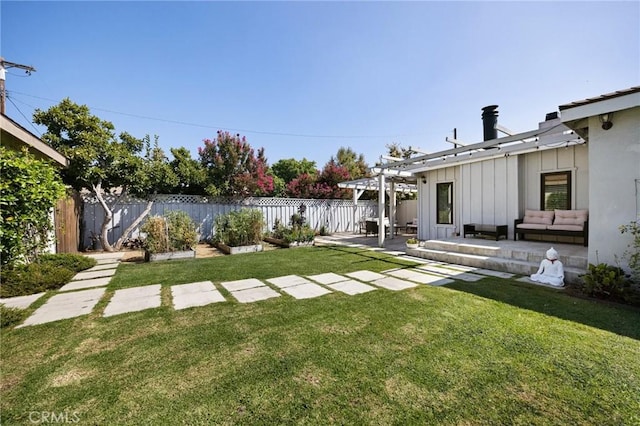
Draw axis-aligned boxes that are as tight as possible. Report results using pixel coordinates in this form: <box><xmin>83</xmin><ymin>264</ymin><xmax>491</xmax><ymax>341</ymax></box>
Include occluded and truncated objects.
<box><xmin>406</xmin><ymin>238</ymin><xmax>419</xmax><ymax>249</ymax></box>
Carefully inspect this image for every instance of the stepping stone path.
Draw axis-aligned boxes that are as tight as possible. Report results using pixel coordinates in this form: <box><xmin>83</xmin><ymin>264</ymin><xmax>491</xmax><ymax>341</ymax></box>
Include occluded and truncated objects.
<box><xmin>221</xmin><ymin>279</ymin><xmax>280</xmax><ymax>303</ymax></box>
<box><xmin>172</xmin><ymin>281</ymin><xmax>225</xmax><ymax>310</ymax></box>
<box><xmin>19</xmin><ymin>288</ymin><xmax>106</xmax><ymax>327</ymax></box>
<box><xmin>103</xmin><ymin>285</ymin><xmax>161</xmax><ymax>317</ymax></box>
<box><xmin>384</xmin><ymin>268</ymin><xmax>454</xmax><ymax>286</ymax></box>
<box><xmin>6</xmin><ymin>248</ymin><xmax>515</xmax><ymax>327</ymax></box>
<box><xmin>267</xmin><ymin>275</ymin><xmax>332</xmax><ymax>299</ymax></box>
<box><xmin>0</xmin><ymin>292</ymin><xmax>46</xmax><ymax>309</ymax></box>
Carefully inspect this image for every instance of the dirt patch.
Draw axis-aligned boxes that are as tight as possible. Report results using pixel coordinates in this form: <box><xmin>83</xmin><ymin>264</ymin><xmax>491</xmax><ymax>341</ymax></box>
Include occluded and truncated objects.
<box><xmin>50</xmin><ymin>368</ymin><xmax>94</xmax><ymax>387</ymax></box>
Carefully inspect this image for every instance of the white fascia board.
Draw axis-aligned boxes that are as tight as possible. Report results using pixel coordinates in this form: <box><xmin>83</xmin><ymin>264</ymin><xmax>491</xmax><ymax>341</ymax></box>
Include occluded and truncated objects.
<box><xmin>404</xmin><ymin>137</ymin><xmax>584</xmax><ymax>174</ymax></box>
<box><xmin>561</xmin><ymin>92</ymin><xmax>640</xmax><ymax>122</ymax></box>
<box><xmin>0</xmin><ymin>115</ymin><xmax>68</xmax><ymax>166</ymax></box>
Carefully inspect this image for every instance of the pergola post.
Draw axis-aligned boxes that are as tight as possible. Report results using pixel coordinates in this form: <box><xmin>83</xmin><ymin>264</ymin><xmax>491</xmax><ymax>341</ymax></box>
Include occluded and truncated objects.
<box><xmin>378</xmin><ymin>173</ymin><xmax>385</xmax><ymax>247</ymax></box>
<box><xmin>352</xmin><ymin>188</ymin><xmax>364</xmax><ymax>233</ymax></box>
<box><xmin>389</xmin><ymin>180</ymin><xmax>396</xmax><ymax>239</ymax></box>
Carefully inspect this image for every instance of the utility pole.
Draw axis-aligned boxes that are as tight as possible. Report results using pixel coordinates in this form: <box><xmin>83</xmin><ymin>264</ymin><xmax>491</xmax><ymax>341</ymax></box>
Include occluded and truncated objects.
<box><xmin>0</xmin><ymin>57</ymin><xmax>36</xmax><ymax>115</ymax></box>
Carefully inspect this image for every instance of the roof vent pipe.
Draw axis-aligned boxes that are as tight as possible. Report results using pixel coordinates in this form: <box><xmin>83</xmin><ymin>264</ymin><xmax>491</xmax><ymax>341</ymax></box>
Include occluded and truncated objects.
<box><xmin>481</xmin><ymin>105</ymin><xmax>499</xmax><ymax>141</ymax></box>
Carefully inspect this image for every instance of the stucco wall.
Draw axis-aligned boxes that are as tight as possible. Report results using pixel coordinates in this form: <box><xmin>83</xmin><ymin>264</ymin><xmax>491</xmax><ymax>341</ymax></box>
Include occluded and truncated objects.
<box><xmin>588</xmin><ymin>106</ymin><xmax>640</xmax><ymax>267</ymax></box>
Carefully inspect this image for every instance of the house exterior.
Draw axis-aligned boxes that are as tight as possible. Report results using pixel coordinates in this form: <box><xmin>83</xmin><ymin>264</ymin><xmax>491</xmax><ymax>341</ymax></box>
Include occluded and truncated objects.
<box><xmin>379</xmin><ymin>87</ymin><xmax>639</xmax><ymax>270</ymax></box>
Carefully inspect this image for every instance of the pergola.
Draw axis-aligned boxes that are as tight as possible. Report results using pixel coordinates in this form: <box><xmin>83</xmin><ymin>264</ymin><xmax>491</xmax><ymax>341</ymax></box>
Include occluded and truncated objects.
<box><xmin>338</xmin><ymin>171</ymin><xmax>417</xmax><ymax>247</ymax></box>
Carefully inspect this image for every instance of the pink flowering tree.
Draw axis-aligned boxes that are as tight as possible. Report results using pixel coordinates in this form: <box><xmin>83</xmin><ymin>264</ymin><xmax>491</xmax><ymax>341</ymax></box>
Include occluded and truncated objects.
<box><xmin>198</xmin><ymin>131</ymin><xmax>274</xmax><ymax>197</ymax></box>
<box><xmin>286</xmin><ymin>160</ymin><xmax>351</xmax><ymax>199</ymax></box>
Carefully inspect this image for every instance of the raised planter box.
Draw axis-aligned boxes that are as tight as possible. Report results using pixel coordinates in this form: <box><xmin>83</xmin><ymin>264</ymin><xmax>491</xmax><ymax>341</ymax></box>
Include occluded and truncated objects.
<box><xmin>264</xmin><ymin>236</ymin><xmax>315</xmax><ymax>248</ymax></box>
<box><xmin>216</xmin><ymin>243</ymin><xmax>264</xmax><ymax>255</ymax></box>
<box><xmin>145</xmin><ymin>249</ymin><xmax>196</xmax><ymax>262</ymax></box>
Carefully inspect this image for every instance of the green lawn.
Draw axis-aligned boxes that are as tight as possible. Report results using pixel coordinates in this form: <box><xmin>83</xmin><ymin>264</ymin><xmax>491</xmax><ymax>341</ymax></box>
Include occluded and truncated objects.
<box><xmin>2</xmin><ymin>246</ymin><xmax>639</xmax><ymax>425</ymax></box>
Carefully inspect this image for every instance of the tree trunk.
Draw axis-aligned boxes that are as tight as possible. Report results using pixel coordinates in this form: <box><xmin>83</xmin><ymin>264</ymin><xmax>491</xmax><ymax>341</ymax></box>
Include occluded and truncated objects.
<box><xmin>93</xmin><ymin>182</ymin><xmax>115</xmax><ymax>252</ymax></box>
<box><xmin>113</xmin><ymin>198</ymin><xmax>154</xmax><ymax>251</ymax></box>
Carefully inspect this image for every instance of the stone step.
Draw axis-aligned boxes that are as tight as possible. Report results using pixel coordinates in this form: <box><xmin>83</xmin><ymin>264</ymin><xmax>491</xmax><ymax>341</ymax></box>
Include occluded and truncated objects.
<box><xmin>420</xmin><ymin>240</ymin><xmax>587</xmax><ymax>269</ymax></box>
<box><xmin>407</xmin><ymin>247</ymin><xmax>585</xmax><ymax>284</ymax></box>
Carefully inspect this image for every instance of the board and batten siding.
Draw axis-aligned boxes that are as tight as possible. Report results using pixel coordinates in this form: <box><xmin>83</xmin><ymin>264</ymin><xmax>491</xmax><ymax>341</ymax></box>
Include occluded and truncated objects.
<box><xmin>416</xmin><ymin>146</ymin><xmax>588</xmax><ymax>242</ymax></box>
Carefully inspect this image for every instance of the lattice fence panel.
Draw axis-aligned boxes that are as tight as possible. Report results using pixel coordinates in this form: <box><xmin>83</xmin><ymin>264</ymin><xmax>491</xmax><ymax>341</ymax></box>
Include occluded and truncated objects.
<box><xmin>82</xmin><ymin>195</ymin><xmax>377</xmax><ymax>249</ymax></box>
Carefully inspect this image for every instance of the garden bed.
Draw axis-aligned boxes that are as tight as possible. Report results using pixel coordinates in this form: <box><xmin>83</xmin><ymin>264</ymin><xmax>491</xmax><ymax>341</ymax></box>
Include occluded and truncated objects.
<box><xmin>145</xmin><ymin>249</ymin><xmax>196</xmax><ymax>262</ymax></box>
<box><xmin>216</xmin><ymin>243</ymin><xmax>263</xmax><ymax>255</ymax></box>
<box><xmin>263</xmin><ymin>236</ymin><xmax>315</xmax><ymax>248</ymax></box>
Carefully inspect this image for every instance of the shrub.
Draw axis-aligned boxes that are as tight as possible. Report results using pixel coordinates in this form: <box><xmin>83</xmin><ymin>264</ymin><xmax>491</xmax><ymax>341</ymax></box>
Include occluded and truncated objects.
<box><xmin>0</xmin><ymin>263</ymin><xmax>74</xmax><ymax>298</ymax></box>
<box><xmin>214</xmin><ymin>209</ymin><xmax>264</xmax><ymax>247</ymax></box>
<box><xmin>0</xmin><ymin>305</ymin><xmax>27</xmax><ymax>328</ymax></box>
<box><xmin>38</xmin><ymin>253</ymin><xmax>97</xmax><ymax>272</ymax></box>
<box><xmin>581</xmin><ymin>263</ymin><xmax>632</xmax><ymax>302</ymax></box>
<box><xmin>140</xmin><ymin>212</ymin><xmax>199</xmax><ymax>254</ymax></box>
<box><xmin>166</xmin><ymin>211</ymin><xmax>198</xmax><ymax>252</ymax></box>
<box><xmin>0</xmin><ymin>147</ymin><xmax>67</xmax><ymax>267</ymax></box>
<box><xmin>140</xmin><ymin>215</ymin><xmax>170</xmax><ymax>254</ymax></box>
<box><xmin>619</xmin><ymin>221</ymin><xmax>640</xmax><ymax>284</ymax></box>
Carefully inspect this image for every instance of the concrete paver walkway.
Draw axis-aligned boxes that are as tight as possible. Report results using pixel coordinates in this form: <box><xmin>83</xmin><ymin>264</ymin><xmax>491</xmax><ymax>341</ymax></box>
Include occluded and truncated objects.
<box><xmin>172</xmin><ymin>281</ymin><xmax>225</xmax><ymax>310</ymax></box>
<box><xmin>0</xmin><ymin>292</ymin><xmax>46</xmax><ymax>309</ymax></box>
<box><xmin>103</xmin><ymin>285</ymin><xmax>161</xmax><ymax>317</ymax></box>
<box><xmin>7</xmin><ymin>241</ymin><xmax>530</xmax><ymax>327</ymax></box>
<box><xmin>19</xmin><ymin>288</ymin><xmax>106</xmax><ymax>327</ymax></box>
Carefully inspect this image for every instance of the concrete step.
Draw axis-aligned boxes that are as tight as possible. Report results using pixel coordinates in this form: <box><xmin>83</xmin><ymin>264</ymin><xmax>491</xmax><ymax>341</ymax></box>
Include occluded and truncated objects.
<box><xmin>407</xmin><ymin>247</ymin><xmax>585</xmax><ymax>285</ymax></box>
<box><xmin>421</xmin><ymin>240</ymin><xmax>587</xmax><ymax>269</ymax></box>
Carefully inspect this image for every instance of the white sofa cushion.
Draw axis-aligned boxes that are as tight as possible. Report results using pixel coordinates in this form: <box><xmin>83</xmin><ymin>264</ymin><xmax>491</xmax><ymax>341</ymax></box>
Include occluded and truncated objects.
<box><xmin>553</xmin><ymin>210</ymin><xmax>588</xmax><ymax>228</ymax></box>
<box><xmin>523</xmin><ymin>209</ymin><xmax>554</xmax><ymax>225</ymax></box>
<box><xmin>547</xmin><ymin>224</ymin><xmax>584</xmax><ymax>232</ymax></box>
<box><xmin>516</xmin><ymin>223</ymin><xmax>549</xmax><ymax>230</ymax></box>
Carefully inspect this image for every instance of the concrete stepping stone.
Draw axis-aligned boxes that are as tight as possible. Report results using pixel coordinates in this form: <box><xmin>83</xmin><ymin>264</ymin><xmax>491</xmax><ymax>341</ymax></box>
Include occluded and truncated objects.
<box><xmin>281</xmin><ymin>283</ymin><xmax>332</xmax><ymax>299</ymax></box>
<box><xmin>0</xmin><ymin>292</ymin><xmax>45</xmax><ymax>309</ymax></box>
<box><xmin>416</xmin><ymin>265</ymin><xmax>485</xmax><ymax>282</ymax></box>
<box><xmin>382</xmin><ymin>250</ymin><xmax>405</xmax><ymax>256</ymax></box>
<box><xmin>397</xmin><ymin>255</ymin><xmax>436</xmax><ymax>264</ymax></box>
<box><xmin>468</xmin><ymin>268</ymin><xmax>515</xmax><ymax>279</ymax></box>
<box><xmin>86</xmin><ymin>263</ymin><xmax>120</xmax><ymax>272</ymax></box>
<box><xmin>72</xmin><ymin>269</ymin><xmax>117</xmax><ymax>281</ymax></box>
<box><xmin>231</xmin><ymin>286</ymin><xmax>281</xmax><ymax>303</ymax></box>
<box><xmin>384</xmin><ymin>269</ymin><xmax>454</xmax><ymax>286</ymax></box>
<box><xmin>307</xmin><ymin>273</ymin><xmax>347</xmax><ymax>285</ymax></box>
<box><xmin>327</xmin><ymin>280</ymin><xmax>377</xmax><ymax>295</ymax></box>
<box><xmin>266</xmin><ymin>275</ymin><xmax>310</xmax><ymax>288</ymax></box>
<box><xmin>172</xmin><ymin>281</ymin><xmax>225</xmax><ymax>310</ymax></box>
<box><xmin>221</xmin><ymin>278</ymin><xmax>264</xmax><ymax>292</ymax></box>
<box><xmin>19</xmin><ymin>288</ymin><xmax>106</xmax><ymax>327</ymax></box>
<box><xmin>345</xmin><ymin>270</ymin><xmax>386</xmax><ymax>282</ymax></box>
<box><xmin>371</xmin><ymin>277</ymin><xmax>418</xmax><ymax>291</ymax></box>
<box><xmin>103</xmin><ymin>285</ymin><xmax>161</xmax><ymax>317</ymax></box>
<box><xmin>60</xmin><ymin>277</ymin><xmax>112</xmax><ymax>292</ymax></box>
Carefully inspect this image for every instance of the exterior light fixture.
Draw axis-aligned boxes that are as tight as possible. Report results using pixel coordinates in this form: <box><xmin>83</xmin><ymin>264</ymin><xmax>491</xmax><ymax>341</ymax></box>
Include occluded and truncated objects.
<box><xmin>599</xmin><ymin>113</ymin><xmax>613</xmax><ymax>130</ymax></box>
<box><xmin>421</xmin><ymin>176</ymin><xmax>427</xmax><ymax>184</ymax></box>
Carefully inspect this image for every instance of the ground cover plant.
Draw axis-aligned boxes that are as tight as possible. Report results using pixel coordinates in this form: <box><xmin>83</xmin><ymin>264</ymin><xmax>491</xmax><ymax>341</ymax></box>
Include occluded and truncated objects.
<box><xmin>0</xmin><ymin>253</ymin><xmax>96</xmax><ymax>298</ymax></box>
<box><xmin>1</xmin><ymin>246</ymin><xmax>639</xmax><ymax>424</ymax></box>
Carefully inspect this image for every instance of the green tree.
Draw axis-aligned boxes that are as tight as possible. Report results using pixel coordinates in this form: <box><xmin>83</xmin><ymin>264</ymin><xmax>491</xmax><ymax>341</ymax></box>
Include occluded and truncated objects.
<box><xmin>333</xmin><ymin>147</ymin><xmax>368</xmax><ymax>179</ymax></box>
<box><xmin>0</xmin><ymin>147</ymin><xmax>66</xmax><ymax>266</ymax></box>
<box><xmin>169</xmin><ymin>147</ymin><xmax>206</xmax><ymax>195</ymax></box>
<box><xmin>33</xmin><ymin>98</ymin><xmax>176</xmax><ymax>251</ymax></box>
<box><xmin>271</xmin><ymin>158</ymin><xmax>317</xmax><ymax>184</ymax></box>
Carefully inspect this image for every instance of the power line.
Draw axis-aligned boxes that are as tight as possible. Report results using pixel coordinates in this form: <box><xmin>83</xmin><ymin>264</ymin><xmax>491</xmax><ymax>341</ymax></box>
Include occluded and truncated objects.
<box><xmin>6</xmin><ymin>95</ymin><xmax>41</xmax><ymax>136</ymax></box>
<box><xmin>8</xmin><ymin>90</ymin><xmax>410</xmax><ymax>140</ymax></box>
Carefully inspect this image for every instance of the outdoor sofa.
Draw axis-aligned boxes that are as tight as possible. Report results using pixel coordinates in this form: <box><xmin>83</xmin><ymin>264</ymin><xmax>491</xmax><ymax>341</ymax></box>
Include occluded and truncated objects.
<box><xmin>514</xmin><ymin>209</ymin><xmax>588</xmax><ymax>246</ymax></box>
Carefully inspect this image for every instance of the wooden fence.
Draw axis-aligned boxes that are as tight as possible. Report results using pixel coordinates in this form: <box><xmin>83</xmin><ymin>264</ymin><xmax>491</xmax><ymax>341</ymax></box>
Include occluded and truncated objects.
<box><xmin>54</xmin><ymin>191</ymin><xmax>82</xmax><ymax>253</ymax></box>
<box><xmin>82</xmin><ymin>195</ymin><xmax>378</xmax><ymax>250</ymax></box>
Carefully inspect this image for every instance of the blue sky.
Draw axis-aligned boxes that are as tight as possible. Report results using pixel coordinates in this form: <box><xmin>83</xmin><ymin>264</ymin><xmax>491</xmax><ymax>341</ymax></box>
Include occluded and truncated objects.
<box><xmin>2</xmin><ymin>1</ymin><xmax>638</xmax><ymax>169</ymax></box>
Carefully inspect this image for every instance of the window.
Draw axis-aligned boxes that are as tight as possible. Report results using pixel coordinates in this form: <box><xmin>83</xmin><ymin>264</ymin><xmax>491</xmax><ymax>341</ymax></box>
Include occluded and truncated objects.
<box><xmin>436</xmin><ymin>182</ymin><xmax>453</xmax><ymax>224</ymax></box>
<box><xmin>541</xmin><ymin>171</ymin><xmax>571</xmax><ymax>211</ymax></box>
